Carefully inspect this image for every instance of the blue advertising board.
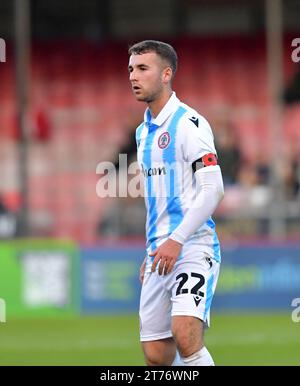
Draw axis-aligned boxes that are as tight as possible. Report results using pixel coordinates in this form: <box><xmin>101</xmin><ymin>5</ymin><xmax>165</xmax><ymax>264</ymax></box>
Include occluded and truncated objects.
<box><xmin>80</xmin><ymin>244</ymin><xmax>300</xmax><ymax>313</ymax></box>
<box><xmin>80</xmin><ymin>246</ymin><xmax>143</xmax><ymax>313</ymax></box>
<box><xmin>214</xmin><ymin>244</ymin><xmax>300</xmax><ymax>312</ymax></box>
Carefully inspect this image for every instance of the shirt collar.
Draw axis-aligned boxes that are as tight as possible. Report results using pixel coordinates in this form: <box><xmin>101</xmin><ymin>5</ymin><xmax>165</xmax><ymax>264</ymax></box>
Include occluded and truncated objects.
<box><xmin>144</xmin><ymin>92</ymin><xmax>180</xmax><ymax>128</ymax></box>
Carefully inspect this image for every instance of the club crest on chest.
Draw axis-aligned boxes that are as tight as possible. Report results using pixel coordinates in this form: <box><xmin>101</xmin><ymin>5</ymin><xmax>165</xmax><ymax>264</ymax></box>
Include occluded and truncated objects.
<box><xmin>158</xmin><ymin>132</ymin><xmax>171</xmax><ymax>149</ymax></box>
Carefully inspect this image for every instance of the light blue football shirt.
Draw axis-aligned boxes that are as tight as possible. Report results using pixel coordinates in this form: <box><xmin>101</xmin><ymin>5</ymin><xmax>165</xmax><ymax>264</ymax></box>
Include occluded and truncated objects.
<box><xmin>136</xmin><ymin>92</ymin><xmax>221</xmax><ymax>271</ymax></box>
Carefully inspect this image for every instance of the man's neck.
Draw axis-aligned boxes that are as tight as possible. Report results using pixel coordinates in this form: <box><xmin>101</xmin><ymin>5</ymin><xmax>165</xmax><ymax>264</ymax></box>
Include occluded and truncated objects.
<box><xmin>148</xmin><ymin>90</ymin><xmax>173</xmax><ymax>119</ymax></box>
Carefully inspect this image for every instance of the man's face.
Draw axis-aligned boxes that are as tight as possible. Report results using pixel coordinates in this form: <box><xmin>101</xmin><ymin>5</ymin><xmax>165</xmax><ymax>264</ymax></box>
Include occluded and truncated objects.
<box><xmin>128</xmin><ymin>52</ymin><xmax>168</xmax><ymax>102</ymax></box>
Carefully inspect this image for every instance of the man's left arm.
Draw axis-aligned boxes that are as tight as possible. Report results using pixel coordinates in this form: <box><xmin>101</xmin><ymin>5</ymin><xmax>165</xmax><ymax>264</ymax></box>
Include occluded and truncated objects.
<box><xmin>150</xmin><ymin>164</ymin><xmax>224</xmax><ymax>275</ymax></box>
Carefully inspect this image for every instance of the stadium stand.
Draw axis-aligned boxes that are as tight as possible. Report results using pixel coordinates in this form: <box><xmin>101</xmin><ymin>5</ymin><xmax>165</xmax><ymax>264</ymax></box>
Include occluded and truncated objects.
<box><xmin>0</xmin><ymin>35</ymin><xmax>299</xmax><ymax>241</ymax></box>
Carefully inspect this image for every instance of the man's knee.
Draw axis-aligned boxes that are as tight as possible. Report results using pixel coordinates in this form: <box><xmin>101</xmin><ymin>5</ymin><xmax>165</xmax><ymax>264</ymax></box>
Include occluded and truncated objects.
<box><xmin>145</xmin><ymin>354</ymin><xmax>166</xmax><ymax>366</ymax></box>
<box><xmin>142</xmin><ymin>338</ymin><xmax>176</xmax><ymax>366</ymax></box>
<box><xmin>172</xmin><ymin>316</ymin><xmax>204</xmax><ymax>358</ymax></box>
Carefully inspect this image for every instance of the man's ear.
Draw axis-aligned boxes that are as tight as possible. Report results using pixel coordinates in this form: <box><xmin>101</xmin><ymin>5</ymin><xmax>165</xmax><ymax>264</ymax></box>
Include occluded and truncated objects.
<box><xmin>162</xmin><ymin>67</ymin><xmax>173</xmax><ymax>84</ymax></box>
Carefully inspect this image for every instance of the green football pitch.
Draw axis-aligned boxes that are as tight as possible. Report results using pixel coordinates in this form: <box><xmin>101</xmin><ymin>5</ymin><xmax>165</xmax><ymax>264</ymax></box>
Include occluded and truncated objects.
<box><xmin>0</xmin><ymin>313</ymin><xmax>299</xmax><ymax>366</ymax></box>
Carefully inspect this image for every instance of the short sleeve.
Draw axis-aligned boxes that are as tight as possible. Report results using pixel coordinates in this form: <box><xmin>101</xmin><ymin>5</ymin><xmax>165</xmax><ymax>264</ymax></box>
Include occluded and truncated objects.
<box><xmin>135</xmin><ymin>122</ymin><xmax>144</xmax><ymax>149</ymax></box>
<box><xmin>182</xmin><ymin>113</ymin><xmax>217</xmax><ymax>163</ymax></box>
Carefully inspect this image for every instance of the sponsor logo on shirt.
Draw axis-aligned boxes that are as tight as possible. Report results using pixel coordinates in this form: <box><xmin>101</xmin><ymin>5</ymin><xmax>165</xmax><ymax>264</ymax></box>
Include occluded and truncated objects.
<box><xmin>141</xmin><ymin>164</ymin><xmax>166</xmax><ymax>178</ymax></box>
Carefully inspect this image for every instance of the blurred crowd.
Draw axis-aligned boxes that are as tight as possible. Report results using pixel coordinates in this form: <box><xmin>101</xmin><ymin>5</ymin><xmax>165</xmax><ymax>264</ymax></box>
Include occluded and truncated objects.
<box><xmin>0</xmin><ymin>195</ymin><xmax>17</xmax><ymax>239</ymax></box>
<box><xmin>214</xmin><ymin>116</ymin><xmax>300</xmax><ymax>211</ymax></box>
<box><xmin>97</xmin><ymin>109</ymin><xmax>300</xmax><ymax>239</ymax></box>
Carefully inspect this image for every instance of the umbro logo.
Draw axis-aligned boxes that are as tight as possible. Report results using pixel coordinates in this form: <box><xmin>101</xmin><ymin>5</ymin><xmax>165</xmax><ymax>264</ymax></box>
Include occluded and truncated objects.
<box><xmin>189</xmin><ymin>116</ymin><xmax>199</xmax><ymax>127</ymax></box>
<box><xmin>206</xmin><ymin>256</ymin><xmax>213</xmax><ymax>269</ymax></box>
<box><xmin>193</xmin><ymin>295</ymin><xmax>202</xmax><ymax>307</ymax></box>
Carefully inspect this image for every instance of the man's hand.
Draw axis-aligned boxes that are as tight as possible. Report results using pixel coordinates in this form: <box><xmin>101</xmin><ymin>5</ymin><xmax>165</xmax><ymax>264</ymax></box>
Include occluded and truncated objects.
<box><xmin>139</xmin><ymin>257</ymin><xmax>146</xmax><ymax>284</ymax></box>
<box><xmin>149</xmin><ymin>238</ymin><xmax>182</xmax><ymax>275</ymax></box>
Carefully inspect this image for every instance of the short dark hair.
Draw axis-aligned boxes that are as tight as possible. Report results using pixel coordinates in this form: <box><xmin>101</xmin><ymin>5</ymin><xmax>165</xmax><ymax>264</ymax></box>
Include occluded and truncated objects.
<box><xmin>128</xmin><ymin>40</ymin><xmax>177</xmax><ymax>75</ymax></box>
